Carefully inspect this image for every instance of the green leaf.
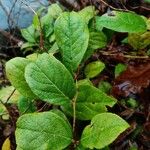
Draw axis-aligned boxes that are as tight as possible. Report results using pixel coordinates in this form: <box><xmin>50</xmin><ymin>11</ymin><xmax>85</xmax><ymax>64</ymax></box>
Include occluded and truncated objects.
<box><xmin>16</xmin><ymin>112</ymin><xmax>72</xmax><ymax>150</ymax></box>
<box><xmin>54</xmin><ymin>12</ymin><xmax>89</xmax><ymax>72</ymax></box>
<box><xmin>25</xmin><ymin>53</ymin><xmax>76</xmax><ymax>105</ymax></box>
<box><xmin>144</xmin><ymin>0</ymin><xmax>150</xmax><ymax>3</ymax></box>
<box><xmin>48</xmin><ymin>42</ymin><xmax>59</xmax><ymax>53</ymax></box>
<box><xmin>0</xmin><ymin>86</ymin><xmax>20</xmax><ymax>103</ymax></box>
<box><xmin>48</xmin><ymin>4</ymin><xmax>63</xmax><ymax>19</ymax></box>
<box><xmin>96</xmin><ymin>11</ymin><xmax>147</xmax><ymax>33</ymax></box>
<box><xmin>98</xmin><ymin>81</ymin><xmax>112</xmax><ymax>93</ymax></box>
<box><xmin>81</xmin><ymin>113</ymin><xmax>130</xmax><ymax>149</ymax></box>
<box><xmin>50</xmin><ymin>109</ymin><xmax>71</xmax><ymax>129</ymax></box>
<box><xmin>147</xmin><ymin>18</ymin><xmax>150</xmax><ymax>30</ymax></box>
<box><xmin>33</xmin><ymin>15</ymin><xmax>40</xmax><ymax>30</ymax></box>
<box><xmin>79</xmin><ymin>6</ymin><xmax>96</xmax><ymax>24</ymax></box>
<box><xmin>62</xmin><ymin>84</ymin><xmax>117</xmax><ymax>120</ymax></box>
<box><xmin>76</xmin><ymin>144</ymin><xmax>88</xmax><ymax>150</ymax></box>
<box><xmin>0</xmin><ymin>103</ymin><xmax>7</xmax><ymax>116</ymax></box>
<box><xmin>77</xmin><ymin>79</ymin><xmax>93</xmax><ymax>86</ymax></box>
<box><xmin>115</xmin><ymin>63</ymin><xmax>127</xmax><ymax>77</ymax></box>
<box><xmin>84</xmin><ymin>61</ymin><xmax>105</xmax><ymax>78</ymax></box>
<box><xmin>21</xmin><ymin>42</ymin><xmax>37</xmax><ymax>50</ymax></box>
<box><xmin>41</xmin><ymin>14</ymin><xmax>54</xmax><ymax>38</ymax></box>
<box><xmin>84</xmin><ymin>31</ymin><xmax>107</xmax><ymax>60</ymax></box>
<box><xmin>88</xmin><ymin>31</ymin><xmax>107</xmax><ymax>50</ymax></box>
<box><xmin>21</xmin><ymin>25</ymin><xmax>36</xmax><ymax>43</ymax></box>
<box><xmin>128</xmin><ymin>32</ymin><xmax>150</xmax><ymax>50</ymax></box>
<box><xmin>18</xmin><ymin>96</ymin><xmax>36</xmax><ymax>114</ymax></box>
<box><xmin>6</xmin><ymin>58</ymin><xmax>35</xmax><ymax>99</ymax></box>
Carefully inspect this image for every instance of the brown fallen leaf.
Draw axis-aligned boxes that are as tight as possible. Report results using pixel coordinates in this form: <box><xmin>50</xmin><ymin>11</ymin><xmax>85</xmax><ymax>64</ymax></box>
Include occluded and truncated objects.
<box><xmin>112</xmin><ymin>63</ymin><xmax>150</xmax><ymax>97</ymax></box>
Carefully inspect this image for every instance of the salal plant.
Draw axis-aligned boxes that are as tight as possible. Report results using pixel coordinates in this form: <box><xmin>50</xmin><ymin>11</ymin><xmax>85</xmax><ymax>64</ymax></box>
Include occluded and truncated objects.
<box><xmin>5</xmin><ymin>3</ymin><xmax>147</xmax><ymax>150</ymax></box>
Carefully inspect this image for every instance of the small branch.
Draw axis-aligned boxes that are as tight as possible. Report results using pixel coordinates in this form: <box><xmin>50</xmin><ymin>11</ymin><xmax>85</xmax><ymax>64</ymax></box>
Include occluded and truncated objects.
<box><xmin>97</xmin><ymin>0</ymin><xmax>129</xmax><ymax>11</ymax></box>
<box><xmin>20</xmin><ymin>0</ymin><xmax>45</xmax><ymax>51</ymax></box>
<box><xmin>5</xmin><ymin>89</ymin><xmax>16</xmax><ymax>104</ymax></box>
<box><xmin>20</xmin><ymin>0</ymin><xmax>37</xmax><ymax>15</ymax></box>
<box><xmin>100</xmin><ymin>51</ymin><xmax>150</xmax><ymax>59</ymax></box>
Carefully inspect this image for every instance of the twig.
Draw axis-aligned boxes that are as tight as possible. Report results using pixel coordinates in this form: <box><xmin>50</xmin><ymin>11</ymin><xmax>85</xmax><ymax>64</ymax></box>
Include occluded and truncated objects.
<box><xmin>97</xmin><ymin>0</ymin><xmax>129</xmax><ymax>12</ymax></box>
<box><xmin>20</xmin><ymin>0</ymin><xmax>37</xmax><ymax>15</ymax></box>
<box><xmin>20</xmin><ymin>0</ymin><xmax>46</xmax><ymax>51</ymax></box>
<box><xmin>100</xmin><ymin>51</ymin><xmax>150</xmax><ymax>59</ymax></box>
<box><xmin>130</xmin><ymin>6</ymin><xmax>150</xmax><ymax>11</ymax></box>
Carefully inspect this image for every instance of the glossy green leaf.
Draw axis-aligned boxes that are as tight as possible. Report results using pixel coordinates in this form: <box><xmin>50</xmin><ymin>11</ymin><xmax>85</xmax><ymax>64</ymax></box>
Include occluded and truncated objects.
<box><xmin>21</xmin><ymin>25</ymin><xmax>36</xmax><ymax>43</ymax></box>
<box><xmin>115</xmin><ymin>63</ymin><xmax>127</xmax><ymax>77</ymax></box>
<box><xmin>16</xmin><ymin>112</ymin><xmax>72</xmax><ymax>150</ymax></box>
<box><xmin>81</xmin><ymin>113</ymin><xmax>130</xmax><ymax>149</ymax></box>
<box><xmin>79</xmin><ymin>6</ymin><xmax>96</xmax><ymax>24</ymax></box>
<box><xmin>25</xmin><ymin>53</ymin><xmax>76</xmax><ymax>105</ymax></box>
<box><xmin>97</xmin><ymin>11</ymin><xmax>147</xmax><ymax>33</ymax></box>
<box><xmin>6</xmin><ymin>58</ymin><xmax>35</xmax><ymax>99</ymax></box>
<box><xmin>62</xmin><ymin>84</ymin><xmax>117</xmax><ymax>120</ymax></box>
<box><xmin>54</xmin><ymin>12</ymin><xmax>89</xmax><ymax>71</ymax></box>
<box><xmin>84</xmin><ymin>31</ymin><xmax>107</xmax><ymax>60</ymax></box>
<box><xmin>84</xmin><ymin>61</ymin><xmax>105</xmax><ymax>78</ymax></box>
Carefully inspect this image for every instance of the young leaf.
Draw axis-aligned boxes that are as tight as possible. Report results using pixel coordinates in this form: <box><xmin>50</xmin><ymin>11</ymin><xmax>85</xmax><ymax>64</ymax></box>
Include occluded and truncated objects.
<box><xmin>84</xmin><ymin>60</ymin><xmax>105</xmax><ymax>78</ymax></box>
<box><xmin>84</xmin><ymin>31</ymin><xmax>107</xmax><ymax>60</ymax></box>
<box><xmin>41</xmin><ymin>14</ymin><xmax>54</xmax><ymax>38</ymax></box>
<box><xmin>6</xmin><ymin>58</ymin><xmax>35</xmax><ymax>99</ymax></box>
<box><xmin>48</xmin><ymin>3</ymin><xmax>63</xmax><ymax>19</ymax></box>
<box><xmin>54</xmin><ymin>12</ymin><xmax>89</xmax><ymax>72</ymax></box>
<box><xmin>98</xmin><ymin>81</ymin><xmax>112</xmax><ymax>93</ymax></box>
<box><xmin>25</xmin><ymin>53</ymin><xmax>76</xmax><ymax>105</ymax></box>
<box><xmin>115</xmin><ymin>63</ymin><xmax>127</xmax><ymax>77</ymax></box>
<box><xmin>81</xmin><ymin>113</ymin><xmax>130</xmax><ymax>149</ymax></box>
<box><xmin>21</xmin><ymin>42</ymin><xmax>37</xmax><ymax>50</ymax></box>
<box><xmin>16</xmin><ymin>112</ymin><xmax>72</xmax><ymax>150</ymax></box>
<box><xmin>96</xmin><ymin>11</ymin><xmax>147</xmax><ymax>33</ymax></box>
<box><xmin>33</xmin><ymin>15</ymin><xmax>40</xmax><ymax>30</ymax></box>
<box><xmin>62</xmin><ymin>84</ymin><xmax>117</xmax><ymax>120</ymax></box>
<box><xmin>21</xmin><ymin>25</ymin><xmax>36</xmax><ymax>43</ymax></box>
<box><xmin>79</xmin><ymin>6</ymin><xmax>96</xmax><ymax>24</ymax></box>
<box><xmin>128</xmin><ymin>32</ymin><xmax>150</xmax><ymax>50</ymax></box>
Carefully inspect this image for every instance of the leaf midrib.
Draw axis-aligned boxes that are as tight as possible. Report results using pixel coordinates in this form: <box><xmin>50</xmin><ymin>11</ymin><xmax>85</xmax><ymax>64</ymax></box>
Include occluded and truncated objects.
<box><xmin>35</xmin><ymin>63</ymin><xmax>70</xmax><ymax>101</ymax></box>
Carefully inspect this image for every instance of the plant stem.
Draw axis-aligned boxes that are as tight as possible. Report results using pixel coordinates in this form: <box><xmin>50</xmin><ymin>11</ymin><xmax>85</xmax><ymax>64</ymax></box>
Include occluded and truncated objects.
<box><xmin>100</xmin><ymin>51</ymin><xmax>150</xmax><ymax>59</ymax></box>
<box><xmin>72</xmin><ymin>81</ymin><xmax>79</xmax><ymax>148</ymax></box>
<box><xmin>72</xmin><ymin>92</ymin><xmax>78</xmax><ymax>133</ymax></box>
